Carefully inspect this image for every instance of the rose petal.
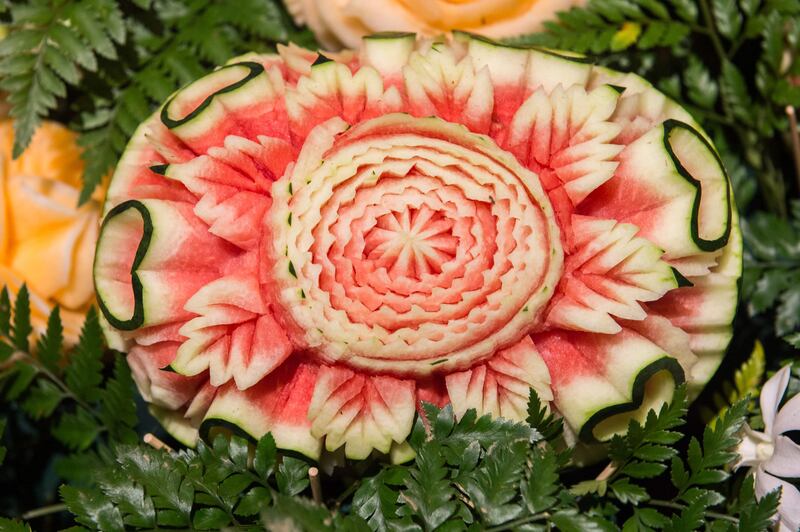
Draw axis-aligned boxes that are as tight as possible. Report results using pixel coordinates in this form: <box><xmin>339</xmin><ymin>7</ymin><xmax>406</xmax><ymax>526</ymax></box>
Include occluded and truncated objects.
<box><xmin>761</xmin><ymin>366</ymin><xmax>791</xmax><ymax>437</ymax></box>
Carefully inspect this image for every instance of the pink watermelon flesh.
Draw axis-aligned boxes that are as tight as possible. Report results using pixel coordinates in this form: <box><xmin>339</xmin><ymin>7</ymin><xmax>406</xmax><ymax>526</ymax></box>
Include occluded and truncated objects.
<box><xmin>94</xmin><ymin>34</ymin><xmax>740</xmax><ymax>458</ymax></box>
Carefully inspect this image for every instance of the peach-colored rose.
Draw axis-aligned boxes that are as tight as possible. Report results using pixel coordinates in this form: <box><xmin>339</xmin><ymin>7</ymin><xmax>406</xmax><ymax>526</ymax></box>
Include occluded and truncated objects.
<box><xmin>0</xmin><ymin>120</ymin><xmax>104</xmax><ymax>343</ymax></box>
<box><xmin>285</xmin><ymin>0</ymin><xmax>583</xmax><ymax>49</ymax></box>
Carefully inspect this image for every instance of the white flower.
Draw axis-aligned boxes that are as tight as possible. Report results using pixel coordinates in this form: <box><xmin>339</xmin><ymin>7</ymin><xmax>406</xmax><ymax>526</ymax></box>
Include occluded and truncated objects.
<box><xmin>735</xmin><ymin>365</ymin><xmax>800</xmax><ymax>531</ymax></box>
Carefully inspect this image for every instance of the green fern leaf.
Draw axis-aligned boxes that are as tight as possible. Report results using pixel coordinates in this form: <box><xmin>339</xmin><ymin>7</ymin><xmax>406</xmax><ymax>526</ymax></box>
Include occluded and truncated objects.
<box><xmin>0</xmin><ymin>418</ymin><xmax>6</xmax><ymax>466</ymax></box>
<box><xmin>42</xmin><ymin>45</ymin><xmax>81</xmax><ymax>85</ymax></box>
<box><xmin>12</xmin><ymin>284</ymin><xmax>31</xmax><ymax>352</ymax></box>
<box><xmin>711</xmin><ymin>0</ymin><xmax>743</xmax><ymax>40</ymax></box>
<box><xmin>352</xmin><ymin>467</ymin><xmax>409</xmax><ymax>530</ymax></box>
<box><xmin>262</xmin><ymin>494</ymin><xmax>333</xmax><ymax>531</ymax></box>
<box><xmin>0</xmin><ymin>287</ymin><xmax>11</xmax><ymax>337</ymax></box>
<box><xmin>36</xmin><ymin>307</ymin><xmax>64</xmax><ymax>372</ymax></box>
<box><xmin>53</xmin><ymin>406</ymin><xmax>102</xmax><ymax>450</ymax></box>
<box><xmin>732</xmin><ymin>341</ymin><xmax>766</xmax><ymax>402</ymax></box>
<box><xmin>736</xmin><ymin>474</ymin><xmax>780</xmax><ymax>531</ymax></box>
<box><xmin>0</xmin><ymin>29</ymin><xmax>44</xmax><ymax>56</ymax></box>
<box><xmin>398</xmin><ymin>443</ymin><xmax>458</xmax><ymax>529</ymax></box>
<box><xmin>720</xmin><ymin>60</ymin><xmax>753</xmax><ymax>124</ymax></box>
<box><xmin>21</xmin><ymin>379</ymin><xmax>63</xmax><ymax>419</ymax></box>
<box><xmin>460</xmin><ymin>441</ymin><xmax>526</xmax><ymax>525</ymax></box>
<box><xmin>527</xmin><ymin>387</ymin><xmax>563</xmax><ymax>442</ymax></box>
<box><xmin>524</xmin><ymin>446</ymin><xmax>561</xmax><ymax>513</ymax></box>
<box><xmin>276</xmin><ymin>456</ymin><xmax>310</xmax><ymax>496</ymax></box>
<box><xmin>70</xmin><ymin>6</ymin><xmax>117</xmax><ymax>60</ymax></box>
<box><xmin>0</xmin><ymin>518</ymin><xmax>32</xmax><ymax>532</ymax></box>
<box><xmin>4</xmin><ymin>362</ymin><xmax>37</xmax><ymax>400</ymax></box>
<box><xmin>668</xmin><ymin>0</ymin><xmax>698</xmax><ymax>21</ymax></box>
<box><xmin>65</xmin><ymin>307</ymin><xmax>104</xmax><ymax>402</ymax></box>
<box><xmin>61</xmin><ymin>484</ymin><xmax>124</xmax><ymax>531</ymax></box>
<box><xmin>50</xmin><ymin>23</ymin><xmax>98</xmax><ymax>71</ymax></box>
<box><xmin>98</xmin><ymin>355</ymin><xmax>138</xmax><ymax>443</ymax></box>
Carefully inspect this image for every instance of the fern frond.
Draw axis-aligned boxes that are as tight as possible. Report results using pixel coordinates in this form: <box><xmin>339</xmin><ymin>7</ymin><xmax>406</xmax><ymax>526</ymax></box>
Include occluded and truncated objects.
<box><xmin>0</xmin><ymin>0</ymin><xmax>127</xmax><ymax>157</ymax></box>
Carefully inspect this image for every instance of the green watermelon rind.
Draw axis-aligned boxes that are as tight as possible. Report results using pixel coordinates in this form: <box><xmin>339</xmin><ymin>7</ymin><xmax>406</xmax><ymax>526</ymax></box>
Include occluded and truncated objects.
<box><xmin>455</xmin><ymin>30</ymin><xmax>595</xmax><ymax>65</ymax></box>
<box><xmin>662</xmin><ymin>119</ymin><xmax>732</xmax><ymax>253</ymax></box>
<box><xmin>160</xmin><ymin>61</ymin><xmax>265</xmax><ymax>129</ymax></box>
<box><xmin>578</xmin><ymin>356</ymin><xmax>685</xmax><ymax>444</ymax></box>
<box><xmin>149</xmin><ymin>405</ymin><xmax>199</xmax><ymax>447</ymax></box>
<box><xmin>363</xmin><ymin>31</ymin><xmax>417</xmax><ymax>41</ymax></box>
<box><xmin>199</xmin><ymin>418</ymin><xmax>259</xmax><ymax>445</ymax></box>
<box><xmin>95</xmin><ymin>199</ymin><xmax>152</xmax><ymax>331</ymax></box>
<box><xmin>686</xmin><ymin>207</ymin><xmax>743</xmax><ymax>396</ymax></box>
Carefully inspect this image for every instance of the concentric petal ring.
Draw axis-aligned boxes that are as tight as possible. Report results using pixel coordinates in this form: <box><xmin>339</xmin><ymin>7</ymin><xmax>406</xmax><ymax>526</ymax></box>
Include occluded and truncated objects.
<box><xmin>269</xmin><ymin>113</ymin><xmax>563</xmax><ymax>375</ymax></box>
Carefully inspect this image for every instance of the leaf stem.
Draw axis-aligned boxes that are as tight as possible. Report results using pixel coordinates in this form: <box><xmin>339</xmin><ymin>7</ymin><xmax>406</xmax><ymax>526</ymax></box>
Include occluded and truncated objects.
<box><xmin>681</xmin><ymin>103</ymin><xmax>735</xmax><ymax>126</ymax></box>
<box><xmin>308</xmin><ymin>467</ymin><xmax>323</xmax><ymax>505</ymax></box>
<box><xmin>595</xmin><ymin>462</ymin><xmax>617</xmax><ymax>481</ymax></box>
<box><xmin>453</xmin><ymin>482</ymin><xmax>476</xmax><ymax>511</ymax></box>
<box><xmin>144</xmin><ymin>433</ymin><xmax>173</xmax><ymax>452</ymax></box>
<box><xmin>698</xmin><ymin>0</ymin><xmax>728</xmax><ymax>61</ymax></box>
<box><xmin>21</xmin><ymin>503</ymin><xmax>67</xmax><ymax>520</ymax></box>
<box><xmin>648</xmin><ymin>498</ymin><xmax>739</xmax><ymax>523</ymax></box>
<box><xmin>484</xmin><ymin>512</ymin><xmax>549</xmax><ymax>532</ymax></box>
<box><xmin>334</xmin><ymin>478</ymin><xmax>361</xmax><ymax>509</ymax></box>
<box><xmin>688</xmin><ymin>24</ymin><xmax>712</xmax><ymax>36</ymax></box>
<box><xmin>728</xmin><ymin>34</ymin><xmax>747</xmax><ymax>58</ymax></box>
<box><xmin>748</xmin><ymin>259</ymin><xmax>800</xmax><ymax>269</ymax></box>
<box><xmin>786</xmin><ymin>105</ymin><xmax>800</xmax><ymax>194</ymax></box>
<box><xmin>16</xmin><ymin>350</ymin><xmax>97</xmax><ymax>421</ymax></box>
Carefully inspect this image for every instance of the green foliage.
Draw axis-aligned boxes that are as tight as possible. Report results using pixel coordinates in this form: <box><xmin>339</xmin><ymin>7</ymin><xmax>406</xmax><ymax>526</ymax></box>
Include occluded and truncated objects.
<box><xmin>56</xmin><ymin>391</ymin><xmax>600</xmax><ymax>530</ymax></box>
<box><xmin>0</xmin><ymin>0</ymin><xmax>126</xmax><ymax>158</ymax></box>
<box><xmin>0</xmin><ymin>0</ymin><xmax>314</xmax><ymax>202</ymax></box>
<box><xmin>347</xmin><ymin>392</ymin><xmax>718</xmax><ymax>532</ymax></box>
<box><xmin>671</xmin><ymin>398</ymin><xmax>748</xmax><ymax>496</ymax></box>
<box><xmin>398</xmin><ymin>442</ymin><xmax>461</xmax><ymax>529</ymax></box>
<box><xmin>1</xmin><ymin>364</ymin><xmax>778</xmax><ymax>532</ymax></box>
<box><xmin>526</xmin><ymin>386</ymin><xmax>564</xmax><ymax>442</ymax></box>
<box><xmin>735</xmin><ymin>474</ymin><xmax>781</xmax><ymax>531</ymax></box>
<box><xmin>586</xmin><ymin>392</ymin><xmax>779</xmax><ymax>530</ymax></box>
<box><xmin>742</xmin><ymin>204</ymin><xmax>800</xmax><ymax>339</ymax></box>
<box><xmin>0</xmin><ymin>286</ymin><xmax>138</xmax><ymax>492</ymax></box>
<box><xmin>63</xmin><ymin>432</ymin><xmax>321</xmax><ymax>531</ymax></box>
<box><xmin>277</xmin><ymin>456</ymin><xmax>310</xmax><ymax>496</ymax></box>
<box><xmin>0</xmin><ymin>417</ymin><xmax>6</xmax><ymax>466</ymax></box>
<box><xmin>703</xmin><ymin>342</ymin><xmax>767</xmax><ymax>424</ymax></box>
<box><xmin>508</xmin><ymin>1</ymin><xmax>692</xmax><ymax>53</ymax></box>
<box><xmin>608</xmin><ymin>386</ymin><xmax>687</xmax><ymax>466</ymax></box>
<box><xmin>261</xmin><ymin>493</ymin><xmax>336</xmax><ymax>531</ymax></box>
<box><xmin>12</xmin><ymin>284</ymin><xmax>30</xmax><ymax>352</ymax></box>
<box><xmin>410</xmin><ymin>402</ymin><xmax>536</xmax><ymax>453</ymax></box>
<box><xmin>36</xmin><ymin>306</ymin><xmax>63</xmax><ymax>372</ymax></box>
<box><xmin>0</xmin><ymin>518</ymin><xmax>32</xmax><ymax>532</ymax></box>
<box><xmin>65</xmin><ymin>307</ymin><xmax>104</xmax><ymax>403</ymax></box>
<box><xmin>352</xmin><ymin>467</ymin><xmax>411</xmax><ymax>530</ymax></box>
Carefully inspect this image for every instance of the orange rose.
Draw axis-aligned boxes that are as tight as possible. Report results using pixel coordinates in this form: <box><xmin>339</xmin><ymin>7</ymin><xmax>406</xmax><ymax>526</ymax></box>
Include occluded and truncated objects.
<box><xmin>0</xmin><ymin>121</ymin><xmax>104</xmax><ymax>343</ymax></box>
<box><xmin>285</xmin><ymin>0</ymin><xmax>583</xmax><ymax>49</ymax></box>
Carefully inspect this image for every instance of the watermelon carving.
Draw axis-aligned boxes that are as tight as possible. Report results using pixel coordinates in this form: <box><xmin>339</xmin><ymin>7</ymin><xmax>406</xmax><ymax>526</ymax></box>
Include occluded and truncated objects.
<box><xmin>93</xmin><ymin>33</ymin><xmax>741</xmax><ymax>458</ymax></box>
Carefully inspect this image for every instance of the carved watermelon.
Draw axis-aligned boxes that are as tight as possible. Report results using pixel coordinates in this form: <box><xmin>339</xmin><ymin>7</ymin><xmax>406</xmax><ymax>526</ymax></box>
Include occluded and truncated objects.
<box><xmin>93</xmin><ymin>33</ymin><xmax>741</xmax><ymax>458</ymax></box>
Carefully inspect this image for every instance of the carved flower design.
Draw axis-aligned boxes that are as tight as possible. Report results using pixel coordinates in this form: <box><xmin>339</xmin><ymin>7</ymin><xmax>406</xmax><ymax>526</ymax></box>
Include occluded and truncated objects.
<box><xmin>94</xmin><ymin>35</ymin><xmax>741</xmax><ymax>458</ymax></box>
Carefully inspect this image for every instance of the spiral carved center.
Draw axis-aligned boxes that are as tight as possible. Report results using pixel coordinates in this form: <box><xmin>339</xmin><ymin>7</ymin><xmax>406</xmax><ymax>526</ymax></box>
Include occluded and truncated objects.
<box><xmin>269</xmin><ymin>114</ymin><xmax>563</xmax><ymax>376</ymax></box>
